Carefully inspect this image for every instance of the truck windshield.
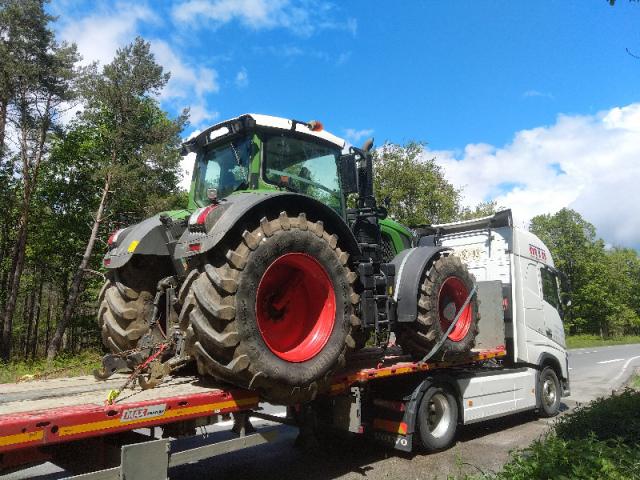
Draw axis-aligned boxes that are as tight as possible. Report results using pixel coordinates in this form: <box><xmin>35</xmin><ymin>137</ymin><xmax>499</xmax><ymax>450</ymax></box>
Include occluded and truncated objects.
<box><xmin>194</xmin><ymin>137</ymin><xmax>251</xmax><ymax>206</ymax></box>
<box><xmin>264</xmin><ymin>134</ymin><xmax>343</xmax><ymax>213</ymax></box>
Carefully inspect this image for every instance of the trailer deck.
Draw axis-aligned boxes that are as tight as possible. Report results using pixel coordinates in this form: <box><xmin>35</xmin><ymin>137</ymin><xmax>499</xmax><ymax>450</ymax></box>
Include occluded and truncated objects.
<box><xmin>0</xmin><ymin>346</ymin><xmax>506</xmax><ymax>473</ymax></box>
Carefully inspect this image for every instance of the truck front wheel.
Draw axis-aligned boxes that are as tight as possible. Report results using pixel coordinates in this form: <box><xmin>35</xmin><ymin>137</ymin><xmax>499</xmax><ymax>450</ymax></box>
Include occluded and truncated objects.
<box><xmin>417</xmin><ymin>384</ymin><xmax>459</xmax><ymax>451</ymax></box>
<box><xmin>538</xmin><ymin>367</ymin><xmax>561</xmax><ymax>417</ymax></box>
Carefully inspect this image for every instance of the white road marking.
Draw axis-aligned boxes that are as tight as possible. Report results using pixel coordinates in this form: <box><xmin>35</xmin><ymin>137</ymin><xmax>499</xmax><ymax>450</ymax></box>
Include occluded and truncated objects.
<box><xmin>611</xmin><ymin>355</ymin><xmax>640</xmax><ymax>386</ymax></box>
<box><xmin>597</xmin><ymin>358</ymin><xmax>624</xmax><ymax>364</ymax></box>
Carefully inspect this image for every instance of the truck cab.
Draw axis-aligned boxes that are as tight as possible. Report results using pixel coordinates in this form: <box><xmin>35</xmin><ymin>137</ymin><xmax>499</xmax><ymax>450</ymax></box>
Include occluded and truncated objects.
<box><xmin>418</xmin><ymin>209</ymin><xmax>570</xmax><ymax>394</ymax></box>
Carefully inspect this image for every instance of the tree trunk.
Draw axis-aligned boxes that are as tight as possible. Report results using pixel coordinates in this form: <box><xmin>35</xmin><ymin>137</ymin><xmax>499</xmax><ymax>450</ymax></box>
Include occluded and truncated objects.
<box><xmin>0</xmin><ymin>97</ymin><xmax>7</xmax><ymax>158</ymax></box>
<box><xmin>31</xmin><ymin>277</ymin><xmax>44</xmax><ymax>359</ymax></box>
<box><xmin>1</xmin><ymin>215</ymin><xmax>28</xmax><ymax>361</ymax></box>
<box><xmin>22</xmin><ymin>294</ymin><xmax>31</xmax><ymax>359</ymax></box>
<box><xmin>24</xmin><ymin>289</ymin><xmax>36</xmax><ymax>359</ymax></box>
<box><xmin>0</xmin><ymin>97</ymin><xmax>50</xmax><ymax>362</ymax></box>
<box><xmin>44</xmin><ymin>291</ymin><xmax>52</xmax><ymax>353</ymax></box>
<box><xmin>47</xmin><ymin>173</ymin><xmax>112</xmax><ymax>361</ymax></box>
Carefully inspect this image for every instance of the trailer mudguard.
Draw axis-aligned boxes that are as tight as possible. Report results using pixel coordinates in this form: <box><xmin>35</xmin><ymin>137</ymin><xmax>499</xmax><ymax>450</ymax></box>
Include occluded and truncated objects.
<box><xmin>103</xmin><ymin>215</ymin><xmax>176</xmax><ymax>269</ymax></box>
<box><xmin>391</xmin><ymin>246</ymin><xmax>450</xmax><ymax>323</ymax></box>
<box><xmin>173</xmin><ymin>191</ymin><xmax>361</xmax><ymax>261</ymax></box>
<box><xmin>395</xmin><ymin>373</ymin><xmax>460</xmax><ymax>451</ymax></box>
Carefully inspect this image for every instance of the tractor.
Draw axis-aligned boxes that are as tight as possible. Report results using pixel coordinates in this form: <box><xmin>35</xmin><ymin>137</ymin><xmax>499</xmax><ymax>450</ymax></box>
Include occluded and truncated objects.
<box><xmin>97</xmin><ymin>114</ymin><xmax>479</xmax><ymax>404</ymax></box>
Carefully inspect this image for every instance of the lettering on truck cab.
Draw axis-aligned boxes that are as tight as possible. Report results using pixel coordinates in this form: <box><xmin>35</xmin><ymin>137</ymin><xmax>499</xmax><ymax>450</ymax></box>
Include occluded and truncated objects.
<box><xmin>528</xmin><ymin>244</ymin><xmax>547</xmax><ymax>263</ymax></box>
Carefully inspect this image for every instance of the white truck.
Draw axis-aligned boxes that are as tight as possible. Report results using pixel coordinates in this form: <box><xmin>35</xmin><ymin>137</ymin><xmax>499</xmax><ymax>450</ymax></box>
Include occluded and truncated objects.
<box><xmin>0</xmin><ymin>210</ymin><xmax>570</xmax><ymax>477</ymax></box>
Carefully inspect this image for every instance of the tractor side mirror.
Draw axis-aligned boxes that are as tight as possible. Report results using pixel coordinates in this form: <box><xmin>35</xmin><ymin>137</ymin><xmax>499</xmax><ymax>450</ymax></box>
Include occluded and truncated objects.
<box><xmin>338</xmin><ymin>154</ymin><xmax>358</xmax><ymax>194</ymax></box>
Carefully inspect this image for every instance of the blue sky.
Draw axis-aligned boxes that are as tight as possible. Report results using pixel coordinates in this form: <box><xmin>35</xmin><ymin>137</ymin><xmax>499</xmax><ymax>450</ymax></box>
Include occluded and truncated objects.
<box><xmin>50</xmin><ymin>1</ymin><xmax>640</xmax><ymax>247</ymax></box>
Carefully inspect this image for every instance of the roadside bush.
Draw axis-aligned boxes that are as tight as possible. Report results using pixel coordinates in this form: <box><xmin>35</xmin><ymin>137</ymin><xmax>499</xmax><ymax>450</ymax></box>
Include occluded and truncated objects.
<box><xmin>484</xmin><ymin>390</ymin><xmax>640</xmax><ymax>480</ymax></box>
<box><xmin>555</xmin><ymin>389</ymin><xmax>640</xmax><ymax>444</ymax></box>
<box><xmin>495</xmin><ymin>435</ymin><xmax>640</xmax><ymax>480</ymax></box>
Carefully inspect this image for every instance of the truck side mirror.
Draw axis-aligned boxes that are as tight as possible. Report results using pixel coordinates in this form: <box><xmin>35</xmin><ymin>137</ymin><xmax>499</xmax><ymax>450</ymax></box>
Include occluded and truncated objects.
<box><xmin>338</xmin><ymin>154</ymin><xmax>358</xmax><ymax>194</ymax></box>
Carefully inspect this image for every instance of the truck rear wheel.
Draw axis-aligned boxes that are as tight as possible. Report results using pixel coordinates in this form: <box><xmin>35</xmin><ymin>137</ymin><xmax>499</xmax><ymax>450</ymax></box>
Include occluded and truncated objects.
<box><xmin>183</xmin><ymin>212</ymin><xmax>361</xmax><ymax>404</ymax></box>
<box><xmin>417</xmin><ymin>384</ymin><xmax>458</xmax><ymax>451</ymax></box>
<box><xmin>397</xmin><ymin>254</ymin><xmax>479</xmax><ymax>359</ymax></box>
<box><xmin>97</xmin><ymin>263</ymin><xmax>155</xmax><ymax>353</ymax></box>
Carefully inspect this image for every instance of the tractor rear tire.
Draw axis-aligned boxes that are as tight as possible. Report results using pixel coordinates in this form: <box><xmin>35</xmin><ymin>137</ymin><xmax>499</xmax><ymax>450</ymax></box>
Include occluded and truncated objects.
<box><xmin>182</xmin><ymin>212</ymin><xmax>361</xmax><ymax>404</ymax></box>
<box><xmin>397</xmin><ymin>254</ymin><xmax>479</xmax><ymax>359</ymax></box>
<box><xmin>97</xmin><ymin>262</ymin><xmax>157</xmax><ymax>353</ymax></box>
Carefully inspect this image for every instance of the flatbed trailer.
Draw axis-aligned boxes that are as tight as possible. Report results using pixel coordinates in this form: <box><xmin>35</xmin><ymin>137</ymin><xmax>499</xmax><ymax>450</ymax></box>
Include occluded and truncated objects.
<box><xmin>0</xmin><ymin>346</ymin><xmax>511</xmax><ymax>478</ymax></box>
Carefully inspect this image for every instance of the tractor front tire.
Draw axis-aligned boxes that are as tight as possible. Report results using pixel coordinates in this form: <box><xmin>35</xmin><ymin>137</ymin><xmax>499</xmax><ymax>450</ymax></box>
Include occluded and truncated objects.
<box><xmin>97</xmin><ymin>261</ymin><xmax>159</xmax><ymax>353</ymax></box>
<box><xmin>182</xmin><ymin>212</ymin><xmax>360</xmax><ymax>404</ymax></box>
<box><xmin>397</xmin><ymin>254</ymin><xmax>479</xmax><ymax>359</ymax></box>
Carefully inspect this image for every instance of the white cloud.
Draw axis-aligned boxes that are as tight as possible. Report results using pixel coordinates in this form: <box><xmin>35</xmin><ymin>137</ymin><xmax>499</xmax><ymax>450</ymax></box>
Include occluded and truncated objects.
<box><xmin>345</xmin><ymin>128</ymin><xmax>374</xmax><ymax>144</ymax></box>
<box><xmin>427</xmin><ymin>103</ymin><xmax>640</xmax><ymax>247</ymax></box>
<box><xmin>56</xmin><ymin>3</ymin><xmax>220</xmax><ymax>130</ymax></box>
<box><xmin>58</xmin><ymin>3</ymin><xmax>158</xmax><ymax>66</ymax></box>
<box><xmin>172</xmin><ymin>0</ymin><xmax>356</xmax><ymax>37</ymax></box>
<box><xmin>235</xmin><ymin>68</ymin><xmax>249</xmax><ymax>88</ymax></box>
<box><xmin>150</xmin><ymin>40</ymin><xmax>219</xmax><ymax>128</ymax></box>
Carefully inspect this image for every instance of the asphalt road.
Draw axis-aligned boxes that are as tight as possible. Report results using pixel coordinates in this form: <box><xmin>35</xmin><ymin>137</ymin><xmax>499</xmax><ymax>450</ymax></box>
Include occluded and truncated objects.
<box><xmin>5</xmin><ymin>343</ymin><xmax>640</xmax><ymax>480</ymax></box>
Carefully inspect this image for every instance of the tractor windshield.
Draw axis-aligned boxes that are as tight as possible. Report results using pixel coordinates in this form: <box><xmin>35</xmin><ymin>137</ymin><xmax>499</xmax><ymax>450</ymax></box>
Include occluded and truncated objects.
<box><xmin>194</xmin><ymin>137</ymin><xmax>251</xmax><ymax>206</ymax></box>
<box><xmin>264</xmin><ymin>134</ymin><xmax>343</xmax><ymax>212</ymax></box>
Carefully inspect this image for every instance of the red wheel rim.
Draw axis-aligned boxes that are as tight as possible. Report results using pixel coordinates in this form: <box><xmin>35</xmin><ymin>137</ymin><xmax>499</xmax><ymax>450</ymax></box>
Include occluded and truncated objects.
<box><xmin>256</xmin><ymin>253</ymin><xmax>336</xmax><ymax>362</ymax></box>
<box><xmin>438</xmin><ymin>277</ymin><xmax>472</xmax><ymax>342</ymax></box>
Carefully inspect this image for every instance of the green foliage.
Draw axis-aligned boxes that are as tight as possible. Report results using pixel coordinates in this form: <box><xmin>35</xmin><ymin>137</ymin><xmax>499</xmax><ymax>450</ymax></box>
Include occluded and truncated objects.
<box><xmin>495</xmin><ymin>435</ymin><xmax>639</xmax><ymax>480</ymax></box>
<box><xmin>488</xmin><ymin>390</ymin><xmax>640</xmax><ymax>480</ymax></box>
<box><xmin>372</xmin><ymin>142</ymin><xmax>461</xmax><ymax>226</ymax></box>
<box><xmin>0</xmin><ymin>8</ymin><xmax>188</xmax><ymax>361</ymax></box>
<box><xmin>555</xmin><ymin>389</ymin><xmax>640</xmax><ymax>444</ymax></box>
<box><xmin>0</xmin><ymin>349</ymin><xmax>102</xmax><ymax>383</ymax></box>
<box><xmin>530</xmin><ymin>208</ymin><xmax>640</xmax><ymax>337</ymax></box>
<box><xmin>456</xmin><ymin>200</ymin><xmax>503</xmax><ymax>221</ymax></box>
<box><xmin>566</xmin><ymin>334</ymin><xmax>640</xmax><ymax>348</ymax></box>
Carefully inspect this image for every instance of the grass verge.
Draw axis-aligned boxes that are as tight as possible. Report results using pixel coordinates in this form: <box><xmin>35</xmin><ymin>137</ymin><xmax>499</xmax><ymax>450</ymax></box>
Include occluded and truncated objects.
<box><xmin>482</xmin><ymin>389</ymin><xmax>640</xmax><ymax>479</ymax></box>
<box><xmin>0</xmin><ymin>350</ymin><xmax>103</xmax><ymax>384</ymax></box>
<box><xmin>566</xmin><ymin>334</ymin><xmax>640</xmax><ymax>349</ymax></box>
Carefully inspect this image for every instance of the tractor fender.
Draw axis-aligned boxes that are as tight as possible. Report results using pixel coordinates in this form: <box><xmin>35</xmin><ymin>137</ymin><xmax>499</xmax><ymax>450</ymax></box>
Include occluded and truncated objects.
<box><xmin>173</xmin><ymin>191</ymin><xmax>361</xmax><ymax>261</ymax></box>
<box><xmin>103</xmin><ymin>215</ymin><xmax>173</xmax><ymax>269</ymax></box>
<box><xmin>391</xmin><ymin>246</ymin><xmax>450</xmax><ymax>323</ymax></box>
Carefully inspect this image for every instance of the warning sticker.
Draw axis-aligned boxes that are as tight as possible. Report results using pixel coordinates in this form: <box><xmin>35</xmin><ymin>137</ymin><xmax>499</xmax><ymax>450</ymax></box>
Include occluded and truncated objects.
<box><xmin>120</xmin><ymin>404</ymin><xmax>167</xmax><ymax>422</ymax></box>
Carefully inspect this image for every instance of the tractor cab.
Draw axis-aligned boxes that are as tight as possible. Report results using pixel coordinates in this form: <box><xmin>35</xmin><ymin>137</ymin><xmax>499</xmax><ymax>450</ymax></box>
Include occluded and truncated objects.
<box><xmin>185</xmin><ymin>114</ymin><xmax>347</xmax><ymax>215</ymax></box>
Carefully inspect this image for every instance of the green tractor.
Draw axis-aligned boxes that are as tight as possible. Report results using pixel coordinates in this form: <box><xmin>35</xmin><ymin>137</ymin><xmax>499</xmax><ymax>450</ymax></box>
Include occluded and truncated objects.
<box><xmin>97</xmin><ymin>114</ymin><xmax>479</xmax><ymax>403</ymax></box>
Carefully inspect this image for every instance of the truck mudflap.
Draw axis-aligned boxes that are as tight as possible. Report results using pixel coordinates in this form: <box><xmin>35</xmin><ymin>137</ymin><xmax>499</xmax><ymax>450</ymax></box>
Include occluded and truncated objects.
<box><xmin>369</xmin><ymin>401</ymin><xmax>414</xmax><ymax>452</ymax></box>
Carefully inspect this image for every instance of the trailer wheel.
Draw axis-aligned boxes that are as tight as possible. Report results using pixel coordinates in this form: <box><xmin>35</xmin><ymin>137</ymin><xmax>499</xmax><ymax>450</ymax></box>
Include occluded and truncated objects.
<box><xmin>538</xmin><ymin>367</ymin><xmax>561</xmax><ymax>417</ymax></box>
<box><xmin>397</xmin><ymin>254</ymin><xmax>479</xmax><ymax>359</ymax></box>
<box><xmin>417</xmin><ymin>385</ymin><xmax>458</xmax><ymax>451</ymax></box>
<box><xmin>183</xmin><ymin>212</ymin><xmax>360</xmax><ymax>404</ymax></box>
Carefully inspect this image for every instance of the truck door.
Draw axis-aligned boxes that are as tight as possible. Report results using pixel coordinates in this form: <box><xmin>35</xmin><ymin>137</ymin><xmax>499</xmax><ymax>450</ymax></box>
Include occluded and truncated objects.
<box><xmin>540</xmin><ymin>268</ymin><xmax>566</xmax><ymax>348</ymax></box>
<box><xmin>521</xmin><ymin>260</ymin><xmax>544</xmax><ymax>339</ymax></box>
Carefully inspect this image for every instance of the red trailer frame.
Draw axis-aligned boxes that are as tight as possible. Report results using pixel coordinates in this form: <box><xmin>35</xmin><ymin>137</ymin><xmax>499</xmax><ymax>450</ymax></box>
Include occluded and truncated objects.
<box><xmin>0</xmin><ymin>346</ymin><xmax>506</xmax><ymax>472</ymax></box>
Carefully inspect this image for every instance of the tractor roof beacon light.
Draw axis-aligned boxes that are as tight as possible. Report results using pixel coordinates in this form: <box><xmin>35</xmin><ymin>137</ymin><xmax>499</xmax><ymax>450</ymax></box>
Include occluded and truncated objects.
<box><xmin>307</xmin><ymin>120</ymin><xmax>324</xmax><ymax>132</ymax></box>
<box><xmin>189</xmin><ymin>204</ymin><xmax>218</xmax><ymax>232</ymax></box>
